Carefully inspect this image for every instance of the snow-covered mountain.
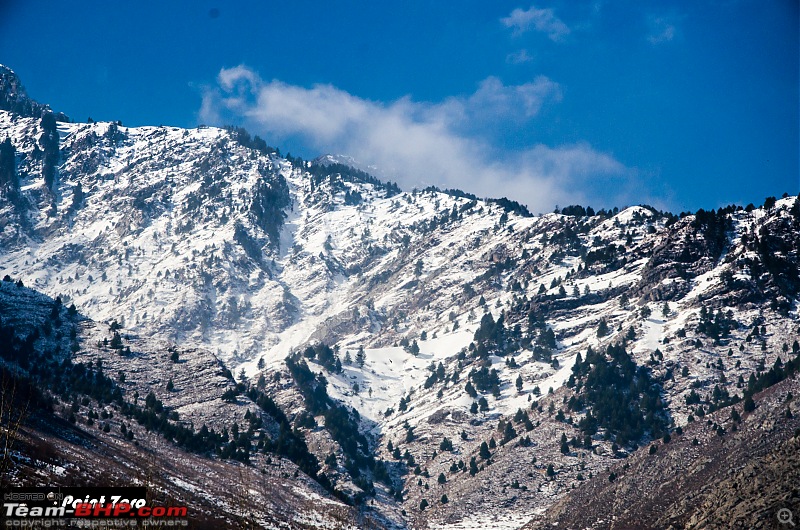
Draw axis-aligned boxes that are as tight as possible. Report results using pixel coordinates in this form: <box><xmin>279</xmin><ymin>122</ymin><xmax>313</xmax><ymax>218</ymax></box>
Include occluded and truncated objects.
<box><xmin>2</xmin><ymin>64</ymin><xmax>799</xmax><ymax>529</ymax></box>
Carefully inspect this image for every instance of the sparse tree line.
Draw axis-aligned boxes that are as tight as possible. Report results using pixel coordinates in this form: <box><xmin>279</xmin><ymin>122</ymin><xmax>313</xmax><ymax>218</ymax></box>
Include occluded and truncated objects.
<box><xmin>0</xmin><ymin>278</ymin><xmax>385</xmax><ymax>506</ymax></box>
<box><xmin>285</xmin><ymin>354</ymin><xmax>396</xmax><ymax>503</ymax></box>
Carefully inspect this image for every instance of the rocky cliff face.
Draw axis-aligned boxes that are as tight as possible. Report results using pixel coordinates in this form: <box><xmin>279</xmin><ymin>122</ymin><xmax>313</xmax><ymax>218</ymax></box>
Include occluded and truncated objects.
<box><xmin>0</xmin><ymin>64</ymin><xmax>67</xmax><ymax>120</ymax></box>
<box><xmin>527</xmin><ymin>375</ymin><xmax>800</xmax><ymax>530</ymax></box>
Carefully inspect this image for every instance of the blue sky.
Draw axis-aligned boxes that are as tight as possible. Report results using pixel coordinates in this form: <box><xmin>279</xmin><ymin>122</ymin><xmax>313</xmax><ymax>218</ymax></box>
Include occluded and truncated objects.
<box><xmin>1</xmin><ymin>1</ymin><xmax>797</xmax><ymax>213</ymax></box>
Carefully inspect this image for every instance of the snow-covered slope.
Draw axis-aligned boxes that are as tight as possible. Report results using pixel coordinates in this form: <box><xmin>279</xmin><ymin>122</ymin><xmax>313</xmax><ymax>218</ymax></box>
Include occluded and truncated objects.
<box><xmin>0</xmin><ymin>110</ymin><xmax>295</xmax><ymax>365</ymax></box>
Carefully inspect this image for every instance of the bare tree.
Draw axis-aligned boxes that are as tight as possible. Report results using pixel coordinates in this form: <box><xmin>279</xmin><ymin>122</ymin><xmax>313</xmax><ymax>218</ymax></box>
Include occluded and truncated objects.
<box><xmin>232</xmin><ymin>465</ymin><xmax>257</xmax><ymax>530</ymax></box>
<box><xmin>0</xmin><ymin>370</ymin><xmax>29</xmax><ymax>487</ymax></box>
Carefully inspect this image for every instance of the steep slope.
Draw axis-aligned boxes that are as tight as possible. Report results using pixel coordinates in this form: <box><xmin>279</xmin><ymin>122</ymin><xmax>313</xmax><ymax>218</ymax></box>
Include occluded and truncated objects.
<box><xmin>0</xmin><ymin>278</ymin><xmax>372</xmax><ymax>529</ymax></box>
<box><xmin>526</xmin><ymin>374</ymin><xmax>800</xmax><ymax>529</ymax></box>
<box><xmin>0</xmin><ymin>108</ymin><xmax>293</xmax><ymax>365</ymax></box>
<box><xmin>0</xmin><ymin>64</ymin><xmax>67</xmax><ymax>120</ymax></box>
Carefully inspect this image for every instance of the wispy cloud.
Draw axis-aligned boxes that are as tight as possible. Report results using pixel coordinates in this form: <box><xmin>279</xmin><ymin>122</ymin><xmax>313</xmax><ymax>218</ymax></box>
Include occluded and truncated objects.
<box><xmin>201</xmin><ymin>66</ymin><xmax>633</xmax><ymax>212</ymax></box>
<box><xmin>506</xmin><ymin>49</ymin><xmax>534</xmax><ymax>64</ymax></box>
<box><xmin>501</xmin><ymin>5</ymin><xmax>570</xmax><ymax>41</ymax></box>
<box><xmin>446</xmin><ymin>75</ymin><xmax>562</xmax><ymax>126</ymax></box>
<box><xmin>647</xmin><ymin>16</ymin><xmax>678</xmax><ymax>44</ymax></box>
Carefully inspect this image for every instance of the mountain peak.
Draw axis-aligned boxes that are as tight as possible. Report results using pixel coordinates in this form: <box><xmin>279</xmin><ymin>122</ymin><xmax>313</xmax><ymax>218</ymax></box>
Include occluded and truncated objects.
<box><xmin>0</xmin><ymin>64</ymin><xmax>71</xmax><ymax>123</ymax></box>
<box><xmin>313</xmin><ymin>153</ymin><xmax>360</xmax><ymax>168</ymax></box>
<box><xmin>312</xmin><ymin>152</ymin><xmax>392</xmax><ymax>181</ymax></box>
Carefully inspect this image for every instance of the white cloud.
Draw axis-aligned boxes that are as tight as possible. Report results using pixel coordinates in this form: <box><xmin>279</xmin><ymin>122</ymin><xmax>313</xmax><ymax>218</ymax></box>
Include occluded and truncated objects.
<box><xmin>647</xmin><ymin>16</ymin><xmax>678</xmax><ymax>44</ymax></box>
<box><xmin>218</xmin><ymin>64</ymin><xmax>261</xmax><ymax>92</ymax></box>
<box><xmin>435</xmin><ymin>75</ymin><xmax>561</xmax><ymax>130</ymax></box>
<box><xmin>200</xmin><ymin>66</ymin><xmax>632</xmax><ymax>212</ymax></box>
<box><xmin>506</xmin><ymin>49</ymin><xmax>534</xmax><ymax>64</ymax></box>
<box><xmin>501</xmin><ymin>6</ymin><xmax>570</xmax><ymax>41</ymax></box>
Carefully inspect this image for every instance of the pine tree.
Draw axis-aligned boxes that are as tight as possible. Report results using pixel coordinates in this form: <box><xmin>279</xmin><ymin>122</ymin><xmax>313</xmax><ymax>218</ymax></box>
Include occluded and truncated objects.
<box><xmin>560</xmin><ymin>433</ymin><xmax>570</xmax><ymax>454</ymax></box>
<box><xmin>597</xmin><ymin>318</ymin><xmax>609</xmax><ymax>337</ymax></box>
<box><xmin>469</xmin><ymin>457</ymin><xmax>478</xmax><ymax>476</ymax></box>
<box><xmin>356</xmin><ymin>346</ymin><xmax>366</xmax><ymax>367</ymax></box>
<box><xmin>0</xmin><ymin>137</ymin><xmax>17</xmax><ymax>190</ymax></box>
<box><xmin>619</xmin><ymin>292</ymin><xmax>629</xmax><ymax>308</ymax></box>
<box><xmin>503</xmin><ymin>422</ymin><xmax>517</xmax><ymax>443</ymax></box>
<box><xmin>465</xmin><ymin>381</ymin><xmax>477</xmax><ymax>398</ymax></box>
<box><xmin>516</xmin><ymin>374</ymin><xmax>523</xmax><ymax>392</ymax></box>
<box><xmin>40</xmin><ymin>111</ymin><xmax>59</xmax><ymax>189</ymax></box>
